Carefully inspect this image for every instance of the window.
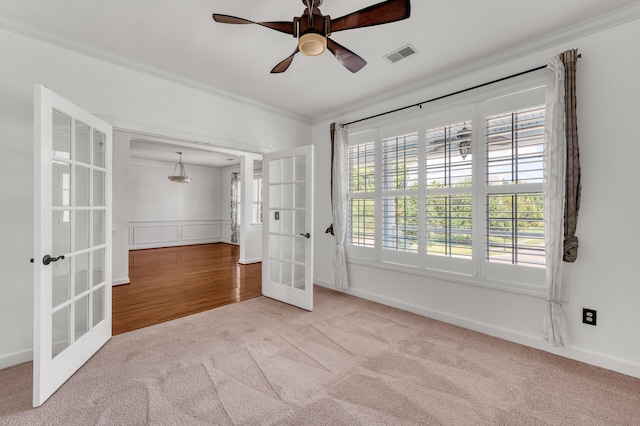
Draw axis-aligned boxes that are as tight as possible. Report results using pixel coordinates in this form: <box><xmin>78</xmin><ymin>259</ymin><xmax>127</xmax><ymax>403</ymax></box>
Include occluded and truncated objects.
<box><xmin>485</xmin><ymin>106</ymin><xmax>545</xmax><ymax>268</ymax></box>
<box><xmin>382</xmin><ymin>133</ymin><xmax>419</xmax><ymax>253</ymax></box>
<box><xmin>252</xmin><ymin>171</ymin><xmax>263</xmax><ymax>223</ymax></box>
<box><xmin>348</xmin><ymin>139</ymin><xmax>375</xmax><ymax>248</ymax></box>
<box><xmin>345</xmin><ymin>84</ymin><xmax>546</xmax><ymax>289</ymax></box>
<box><xmin>425</xmin><ymin>122</ymin><xmax>473</xmax><ymax>259</ymax></box>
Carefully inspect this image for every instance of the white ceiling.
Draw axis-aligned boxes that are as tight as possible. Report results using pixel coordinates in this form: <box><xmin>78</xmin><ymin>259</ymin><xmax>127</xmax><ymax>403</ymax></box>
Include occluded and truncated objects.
<box><xmin>0</xmin><ymin>0</ymin><xmax>637</xmax><ymax>122</ymax></box>
<box><xmin>129</xmin><ymin>139</ymin><xmax>240</xmax><ymax>168</ymax></box>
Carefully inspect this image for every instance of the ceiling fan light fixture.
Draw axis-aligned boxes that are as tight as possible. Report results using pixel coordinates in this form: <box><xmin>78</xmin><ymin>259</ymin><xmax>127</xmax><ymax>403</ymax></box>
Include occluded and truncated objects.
<box><xmin>298</xmin><ymin>33</ymin><xmax>326</xmax><ymax>56</ymax></box>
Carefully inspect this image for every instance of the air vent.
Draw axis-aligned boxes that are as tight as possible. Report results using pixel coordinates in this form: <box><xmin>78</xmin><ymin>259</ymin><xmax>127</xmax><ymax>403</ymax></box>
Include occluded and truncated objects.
<box><xmin>384</xmin><ymin>44</ymin><xmax>417</xmax><ymax>63</ymax></box>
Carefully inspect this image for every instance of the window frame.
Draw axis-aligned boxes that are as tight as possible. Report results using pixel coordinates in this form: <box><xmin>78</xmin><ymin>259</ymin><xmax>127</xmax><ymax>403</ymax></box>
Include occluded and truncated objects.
<box><xmin>344</xmin><ymin>74</ymin><xmax>548</xmax><ymax>295</ymax></box>
<box><xmin>346</xmin><ymin>129</ymin><xmax>379</xmax><ymax>259</ymax></box>
<box><xmin>478</xmin><ymin>87</ymin><xmax>546</xmax><ymax>287</ymax></box>
<box><xmin>252</xmin><ymin>171</ymin><xmax>263</xmax><ymax>224</ymax></box>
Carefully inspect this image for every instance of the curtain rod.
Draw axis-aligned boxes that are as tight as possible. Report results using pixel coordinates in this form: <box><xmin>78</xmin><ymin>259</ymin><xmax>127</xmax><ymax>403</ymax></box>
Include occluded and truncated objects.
<box><xmin>342</xmin><ymin>54</ymin><xmax>581</xmax><ymax>128</ymax></box>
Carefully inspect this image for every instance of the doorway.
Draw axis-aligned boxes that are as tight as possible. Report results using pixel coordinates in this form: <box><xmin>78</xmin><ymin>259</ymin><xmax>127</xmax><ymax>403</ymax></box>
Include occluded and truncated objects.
<box><xmin>112</xmin><ymin>243</ymin><xmax>261</xmax><ymax>334</ymax></box>
<box><xmin>112</xmin><ymin>130</ymin><xmax>264</xmax><ymax>331</ymax></box>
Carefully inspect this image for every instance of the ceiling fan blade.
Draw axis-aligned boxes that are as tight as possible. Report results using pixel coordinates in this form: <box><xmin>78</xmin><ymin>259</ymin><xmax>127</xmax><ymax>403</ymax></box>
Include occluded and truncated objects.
<box><xmin>327</xmin><ymin>38</ymin><xmax>367</xmax><ymax>73</ymax></box>
<box><xmin>330</xmin><ymin>0</ymin><xmax>411</xmax><ymax>33</ymax></box>
<box><xmin>271</xmin><ymin>48</ymin><xmax>300</xmax><ymax>73</ymax></box>
<box><xmin>212</xmin><ymin>14</ymin><xmax>294</xmax><ymax>36</ymax></box>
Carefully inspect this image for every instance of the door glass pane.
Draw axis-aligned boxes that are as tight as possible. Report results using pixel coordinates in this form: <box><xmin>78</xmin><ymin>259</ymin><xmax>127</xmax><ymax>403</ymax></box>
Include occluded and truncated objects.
<box><xmin>281</xmin><ymin>210</ymin><xmax>293</xmax><ymax>235</ymax></box>
<box><xmin>75</xmin><ymin>210</ymin><xmax>90</xmax><ymax>251</ymax></box>
<box><xmin>94</xmin><ymin>170</ymin><xmax>105</xmax><ymax>207</ymax></box>
<box><xmin>282</xmin><ymin>184</ymin><xmax>293</xmax><ymax>209</ymax></box>
<box><xmin>294</xmin><ymin>183</ymin><xmax>305</xmax><ymax>208</ymax></box>
<box><xmin>52</xmin><ymin>110</ymin><xmax>71</xmax><ymax>159</ymax></box>
<box><xmin>269</xmin><ymin>210</ymin><xmax>281</xmax><ymax>234</ymax></box>
<box><xmin>52</xmin><ymin>257</ymin><xmax>71</xmax><ymax>308</ymax></box>
<box><xmin>281</xmin><ymin>262</ymin><xmax>292</xmax><ymax>287</ymax></box>
<box><xmin>75</xmin><ymin>120</ymin><xmax>90</xmax><ymax>165</ymax></box>
<box><xmin>269</xmin><ymin>159</ymin><xmax>281</xmax><ymax>184</ymax></box>
<box><xmin>294</xmin><ymin>238</ymin><xmax>306</xmax><ymax>263</ymax></box>
<box><xmin>282</xmin><ymin>157</ymin><xmax>294</xmax><ymax>182</ymax></box>
<box><xmin>93</xmin><ymin>210</ymin><xmax>105</xmax><ymax>246</ymax></box>
<box><xmin>52</xmin><ymin>305</ymin><xmax>70</xmax><ymax>358</ymax></box>
<box><xmin>294</xmin><ymin>155</ymin><xmax>306</xmax><ymax>181</ymax></box>
<box><xmin>269</xmin><ymin>235</ymin><xmax>281</xmax><ymax>259</ymax></box>
<box><xmin>76</xmin><ymin>166</ymin><xmax>90</xmax><ymax>206</ymax></box>
<box><xmin>281</xmin><ymin>236</ymin><xmax>294</xmax><ymax>262</ymax></box>
<box><xmin>93</xmin><ymin>129</ymin><xmax>105</xmax><ymax>168</ymax></box>
<box><xmin>269</xmin><ymin>260</ymin><xmax>282</xmax><ymax>284</ymax></box>
<box><xmin>269</xmin><ymin>185</ymin><xmax>281</xmax><ymax>208</ymax></box>
<box><xmin>294</xmin><ymin>210</ymin><xmax>306</xmax><ymax>235</ymax></box>
<box><xmin>294</xmin><ymin>264</ymin><xmax>305</xmax><ymax>290</ymax></box>
<box><xmin>92</xmin><ymin>285</ymin><xmax>104</xmax><ymax>327</ymax></box>
<box><xmin>52</xmin><ymin>162</ymin><xmax>71</xmax><ymax>207</ymax></box>
<box><xmin>52</xmin><ymin>210</ymin><xmax>71</xmax><ymax>255</ymax></box>
<box><xmin>74</xmin><ymin>295</ymin><xmax>89</xmax><ymax>341</ymax></box>
<box><xmin>75</xmin><ymin>252</ymin><xmax>89</xmax><ymax>296</ymax></box>
<box><xmin>93</xmin><ymin>248</ymin><xmax>105</xmax><ymax>286</ymax></box>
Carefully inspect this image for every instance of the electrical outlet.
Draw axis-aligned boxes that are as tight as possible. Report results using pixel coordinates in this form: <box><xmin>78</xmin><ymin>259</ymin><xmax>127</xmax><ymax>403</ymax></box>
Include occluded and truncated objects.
<box><xmin>582</xmin><ymin>308</ymin><xmax>597</xmax><ymax>326</ymax></box>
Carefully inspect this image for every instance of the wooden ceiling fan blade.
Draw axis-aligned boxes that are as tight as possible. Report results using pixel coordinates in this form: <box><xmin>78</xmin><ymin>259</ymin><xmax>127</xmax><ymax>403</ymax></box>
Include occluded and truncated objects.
<box><xmin>271</xmin><ymin>48</ymin><xmax>300</xmax><ymax>73</ymax></box>
<box><xmin>212</xmin><ymin>14</ymin><xmax>294</xmax><ymax>35</ymax></box>
<box><xmin>327</xmin><ymin>38</ymin><xmax>367</xmax><ymax>73</ymax></box>
<box><xmin>330</xmin><ymin>0</ymin><xmax>411</xmax><ymax>33</ymax></box>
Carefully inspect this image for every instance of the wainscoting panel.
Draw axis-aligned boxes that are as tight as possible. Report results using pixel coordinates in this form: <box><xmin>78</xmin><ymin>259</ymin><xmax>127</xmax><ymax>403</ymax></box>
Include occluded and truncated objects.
<box><xmin>182</xmin><ymin>223</ymin><xmax>220</xmax><ymax>241</ymax></box>
<box><xmin>133</xmin><ymin>225</ymin><xmax>179</xmax><ymax>244</ymax></box>
<box><xmin>129</xmin><ymin>220</ymin><xmax>223</xmax><ymax>250</ymax></box>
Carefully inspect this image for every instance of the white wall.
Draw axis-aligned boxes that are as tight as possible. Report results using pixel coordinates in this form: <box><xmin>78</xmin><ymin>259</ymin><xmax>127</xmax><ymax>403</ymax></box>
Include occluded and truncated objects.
<box><xmin>313</xmin><ymin>18</ymin><xmax>640</xmax><ymax>378</ymax></box>
<box><xmin>112</xmin><ymin>131</ymin><xmax>130</xmax><ymax>285</ymax></box>
<box><xmin>129</xmin><ymin>159</ymin><xmax>222</xmax><ymax>222</ymax></box>
<box><xmin>0</xmin><ymin>28</ymin><xmax>309</xmax><ymax>368</ymax></box>
<box><xmin>128</xmin><ymin>158</ymin><xmax>224</xmax><ymax>249</ymax></box>
<box><xmin>239</xmin><ymin>154</ymin><xmax>263</xmax><ymax>264</ymax></box>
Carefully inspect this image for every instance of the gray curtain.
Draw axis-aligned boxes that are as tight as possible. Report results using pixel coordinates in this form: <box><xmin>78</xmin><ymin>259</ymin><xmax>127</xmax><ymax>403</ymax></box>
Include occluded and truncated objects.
<box><xmin>561</xmin><ymin>49</ymin><xmax>581</xmax><ymax>263</ymax></box>
<box><xmin>230</xmin><ymin>172</ymin><xmax>238</xmax><ymax>244</ymax></box>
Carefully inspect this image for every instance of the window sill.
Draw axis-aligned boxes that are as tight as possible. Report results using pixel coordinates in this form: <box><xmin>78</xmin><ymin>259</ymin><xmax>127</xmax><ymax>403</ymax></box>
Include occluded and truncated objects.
<box><xmin>345</xmin><ymin>255</ymin><xmax>547</xmax><ymax>299</ymax></box>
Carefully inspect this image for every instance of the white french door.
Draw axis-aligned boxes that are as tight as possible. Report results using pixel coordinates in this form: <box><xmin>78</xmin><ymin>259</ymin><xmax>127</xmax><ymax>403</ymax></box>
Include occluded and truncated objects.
<box><xmin>33</xmin><ymin>85</ymin><xmax>113</xmax><ymax>407</ymax></box>
<box><xmin>262</xmin><ymin>145</ymin><xmax>314</xmax><ymax>311</ymax></box>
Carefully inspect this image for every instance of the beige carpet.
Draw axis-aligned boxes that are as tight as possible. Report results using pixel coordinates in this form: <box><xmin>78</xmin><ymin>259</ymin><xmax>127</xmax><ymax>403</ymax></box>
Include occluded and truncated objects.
<box><xmin>1</xmin><ymin>286</ymin><xmax>639</xmax><ymax>425</ymax></box>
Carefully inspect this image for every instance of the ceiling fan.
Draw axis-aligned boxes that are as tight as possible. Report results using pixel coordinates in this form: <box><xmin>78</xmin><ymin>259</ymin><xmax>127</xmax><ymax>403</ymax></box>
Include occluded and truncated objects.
<box><xmin>212</xmin><ymin>0</ymin><xmax>411</xmax><ymax>74</ymax></box>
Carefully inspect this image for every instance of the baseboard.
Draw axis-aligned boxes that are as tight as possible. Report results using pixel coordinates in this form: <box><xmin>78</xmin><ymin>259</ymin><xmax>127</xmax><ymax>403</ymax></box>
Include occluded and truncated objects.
<box><xmin>313</xmin><ymin>279</ymin><xmax>640</xmax><ymax>379</ymax></box>
<box><xmin>0</xmin><ymin>348</ymin><xmax>32</xmax><ymax>370</ymax></box>
<box><xmin>112</xmin><ymin>278</ymin><xmax>130</xmax><ymax>286</ymax></box>
<box><xmin>239</xmin><ymin>258</ymin><xmax>262</xmax><ymax>265</ymax></box>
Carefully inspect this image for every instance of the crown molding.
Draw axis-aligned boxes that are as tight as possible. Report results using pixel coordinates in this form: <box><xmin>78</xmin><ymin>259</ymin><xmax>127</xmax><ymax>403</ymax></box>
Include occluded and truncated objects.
<box><xmin>0</xmin><ymin>16</ymin><xmax>312</xmax><ymax>125</ymax></box>
<box><xmin>313</xmin><ymin>2</ymin><xmax>640</xmax><ymax>125</ymax></box>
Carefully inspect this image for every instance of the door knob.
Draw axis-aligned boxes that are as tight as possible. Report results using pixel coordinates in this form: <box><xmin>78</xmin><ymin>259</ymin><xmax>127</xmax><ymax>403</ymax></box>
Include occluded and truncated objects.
<box><xmin>300</xmin><ymin>233</ymin><xmax>311</xmax><ymax>239</ymax></box>
<box><xmin>42</xmin><ymin>254</ymin><xmax>65</xmax><ymax>266</ymax></box>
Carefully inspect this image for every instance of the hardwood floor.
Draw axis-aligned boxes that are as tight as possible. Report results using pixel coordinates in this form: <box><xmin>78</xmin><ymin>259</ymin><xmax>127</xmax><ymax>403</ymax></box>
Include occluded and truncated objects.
<box><xmin>112</xmin><ymin>243</ymin><xmax>262</xmax><ymax>335</ymax></box>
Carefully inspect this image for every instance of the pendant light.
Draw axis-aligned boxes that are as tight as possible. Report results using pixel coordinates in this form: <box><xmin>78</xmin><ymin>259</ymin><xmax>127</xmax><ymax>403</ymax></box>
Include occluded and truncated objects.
<box><xmin>168</xmin><ymin>152</ymin><xmax>191</xmax><ymax>183</ymax></box>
